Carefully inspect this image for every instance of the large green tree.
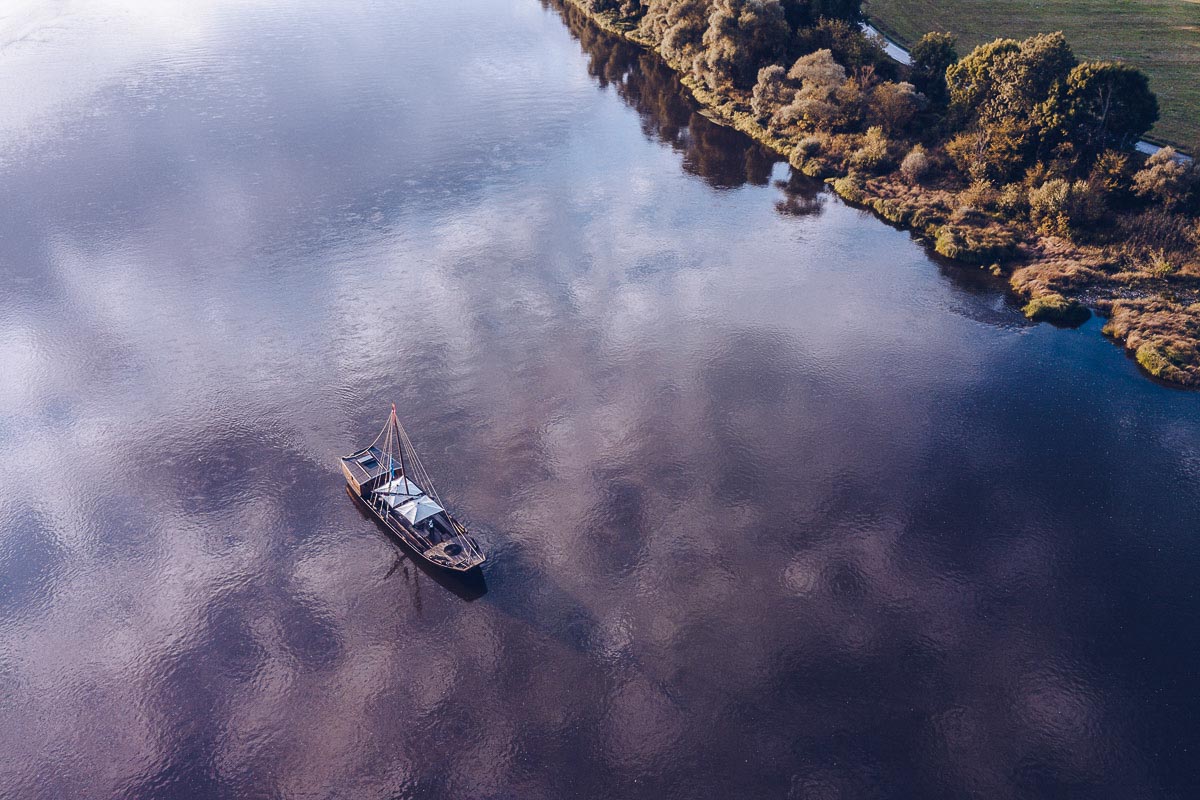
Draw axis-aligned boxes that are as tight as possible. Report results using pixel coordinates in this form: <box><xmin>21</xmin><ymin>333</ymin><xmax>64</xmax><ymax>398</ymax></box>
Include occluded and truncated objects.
<box><xmin>908</xmin><ymin>32</ymin><xmax>956</xmax><ymax>106</ymax></box>
<box><xmin>948</xmin><ymin>32</ymin><xmax>1076</xmax><ymax>128</ymax></box>
<box><xmin>946</xmin><ymin>32</ymin><xmax>1078</xmax><ymax>177</ymax></box>
<box><xmin>1065</xmin><ymin>61</ymin><xmax>1158</xmax><ymax>156</ymax></box>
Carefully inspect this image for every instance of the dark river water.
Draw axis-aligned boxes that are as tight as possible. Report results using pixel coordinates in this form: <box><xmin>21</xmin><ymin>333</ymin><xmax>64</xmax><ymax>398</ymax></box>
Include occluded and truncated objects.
<box><xmin>2</xmin><ymin>1</ymin><xmax>1199</xmax><ymax>797</ymax></box>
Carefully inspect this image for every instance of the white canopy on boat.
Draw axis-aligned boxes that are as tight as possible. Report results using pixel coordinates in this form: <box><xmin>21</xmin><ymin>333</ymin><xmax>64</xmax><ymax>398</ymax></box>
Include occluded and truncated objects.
<box><xmin>374</xmin><ymin>476</ymin><xmax>444</xmax><ymax>524</ymax></box>
<box><xmin>375</xmin><ymin>475</ymin><xmax>423</xmax><ymax>500</ymax></box>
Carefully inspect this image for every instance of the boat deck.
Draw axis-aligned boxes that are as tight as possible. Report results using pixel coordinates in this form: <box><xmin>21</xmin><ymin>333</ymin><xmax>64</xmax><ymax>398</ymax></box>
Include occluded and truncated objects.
<box><xmin>423</xmin><ymin>540</ymin><xmax>486</xmax><ymax>569</ymax></box>
<box><xmin>342</xmin><ymin>446</ymin><xmax>393</xmax><ymax>484</ymax></box>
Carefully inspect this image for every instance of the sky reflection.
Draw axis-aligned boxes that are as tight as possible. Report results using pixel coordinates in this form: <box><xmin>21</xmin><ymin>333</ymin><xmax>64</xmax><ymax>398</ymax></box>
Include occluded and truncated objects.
<box><xmin>1</xmin><ymin>0</ymin><xmax>1199</xmax><ymax>798</ymax></box>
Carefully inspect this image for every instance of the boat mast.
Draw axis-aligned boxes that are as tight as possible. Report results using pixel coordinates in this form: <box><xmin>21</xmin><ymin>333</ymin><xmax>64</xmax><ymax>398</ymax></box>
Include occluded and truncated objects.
<box><xmin>391</xmin><ymin>403</ymin><xmax>408</xmax><ymax>479</ymax></box>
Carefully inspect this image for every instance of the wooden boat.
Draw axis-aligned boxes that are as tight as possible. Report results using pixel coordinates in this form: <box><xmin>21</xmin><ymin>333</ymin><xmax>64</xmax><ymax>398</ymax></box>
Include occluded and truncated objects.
<box><xmin>341</xmin><ymin>405</ymin><xmax>485</xmax><ymax>572</ymax></box>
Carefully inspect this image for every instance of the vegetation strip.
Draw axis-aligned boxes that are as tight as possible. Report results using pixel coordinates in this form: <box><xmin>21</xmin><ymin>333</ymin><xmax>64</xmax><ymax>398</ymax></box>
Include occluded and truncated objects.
<box><xmin>560</xmin><ymin>0</ymin><xmax>1200</xmax><ymax>387</ymax></box>
<box><xmin>861</xmin><ymin>0</ymin><xmax>1200</xmax><ymax>148</ymax></box>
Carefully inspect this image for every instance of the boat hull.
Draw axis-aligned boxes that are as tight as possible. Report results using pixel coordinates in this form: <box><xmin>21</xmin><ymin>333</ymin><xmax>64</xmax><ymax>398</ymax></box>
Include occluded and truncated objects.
<box><xmin>340</xmin><ymin>459</ymin><xmax>364</xmax><ymax>496</ymax></box>
<box><xmin>343</xmin><ymin>478</ymin><xmax>485</xmax><ymax>572</ymax></box>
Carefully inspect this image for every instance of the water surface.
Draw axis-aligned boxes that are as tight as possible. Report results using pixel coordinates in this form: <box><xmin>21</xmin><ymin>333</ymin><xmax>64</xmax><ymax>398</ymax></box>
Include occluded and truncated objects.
<box><xmin>1</xmin><ymin>1</ymin><xmax>1199</xmax><ymax>797</ymax></box>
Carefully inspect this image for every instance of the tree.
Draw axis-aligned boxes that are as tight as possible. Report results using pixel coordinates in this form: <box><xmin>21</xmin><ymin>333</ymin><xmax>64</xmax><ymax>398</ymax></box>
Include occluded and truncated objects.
<box><xmin>1008</xmin><ymin>32</ymin><xmax>1077</xmax><ymax>113</ymax></box>
<box><xmin>948</xmin><ymin>32</ymin><xmax>1075</xmax><ymax>129</ymax></box>
<box><xmin>786</xmin><ymin>46</ymin><xmax>847</xmax><ymax>86</ymax></box>
<box><xmin>1065</xmin><ymin>61</ymin><xmax>1158</xmax><ymax>156</ymax></box>
<box><xmin>946</xmin><ymin>37</ymin><xmax>1020</xmax><ymax>120</ymax></box>
<box><xmin>909</xmin><ymin>32</ymin><xmax>956</xmax><ymax>106</ymax></box>
<box><xmin>751</xmin><ymin>64</ymin><xmax>794</xmax><ymax>119</ymax></box>
<box><xmin>779</xmin><ymin>0</ymin><xmax>861</xmax><ymax>30</ymax></box>
<box><xmin>946</xmin><ymin>32</ymin><xmax>1079</xmax><ymax>176</ymax></box>
<box><xmin>794</xmin><ymin>17</ymin><xmax>886</xmax><ymax>71</ymax></box>
<box><xmin>587</xmin><ymin>0</ymin><xmax>647</xmax><ymax>16</ymax></box>
<box><xmin>642</xmin><ymin>0</ymin><xmax>708</xmax><ymax>61</ymax></box>
<box><xmin>869</xmin><ymin>81</ymin><xmax>925</xmax><ymax>134</ymax></box>
<box><xmin>699</xmin><ymin>0</ymin><xmax>792</xmax><ymax>90</ymax></box>
<box><xmin>773</xmin><ymin>48</ymin><xmax>859</xmax><ymax>131</ymax></box>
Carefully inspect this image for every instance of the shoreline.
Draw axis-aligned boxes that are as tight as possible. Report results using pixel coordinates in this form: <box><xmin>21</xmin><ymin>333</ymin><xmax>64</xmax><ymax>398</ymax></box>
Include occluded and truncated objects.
<box><xmin>560</xmin><ymin>0</ymin><xmax>1200</xmax><ymax>389</ymax></box>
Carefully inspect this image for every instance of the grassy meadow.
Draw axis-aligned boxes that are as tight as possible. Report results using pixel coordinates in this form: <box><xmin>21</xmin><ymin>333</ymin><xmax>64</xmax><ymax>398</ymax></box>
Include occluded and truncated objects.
<box><xmin>863</xmin><ymin>0</ymin><xmax>1200</xmax><ymax>148</ymax></box>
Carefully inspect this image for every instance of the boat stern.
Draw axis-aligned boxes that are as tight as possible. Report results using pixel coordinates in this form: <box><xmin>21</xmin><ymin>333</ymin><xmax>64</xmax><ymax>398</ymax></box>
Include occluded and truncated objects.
<box><xmin>423</xmin><ymin>539</ymin><xmax>486</xmax><ymax>571</ymax></box>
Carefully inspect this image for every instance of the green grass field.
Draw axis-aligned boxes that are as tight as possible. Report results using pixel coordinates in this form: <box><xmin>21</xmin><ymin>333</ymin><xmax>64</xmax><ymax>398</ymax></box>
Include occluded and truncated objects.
<box><xmin>863</xmin><ymin>0</ymin><xmax>1200</xmax><ymax>148</ymax></box>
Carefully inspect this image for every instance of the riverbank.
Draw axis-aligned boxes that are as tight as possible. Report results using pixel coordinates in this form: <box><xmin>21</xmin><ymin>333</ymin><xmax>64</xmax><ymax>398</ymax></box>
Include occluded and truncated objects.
<box><xmin>559</xmin><ymin>0</ymin><xmax>1200</xmax><ymax>388</ymax></box>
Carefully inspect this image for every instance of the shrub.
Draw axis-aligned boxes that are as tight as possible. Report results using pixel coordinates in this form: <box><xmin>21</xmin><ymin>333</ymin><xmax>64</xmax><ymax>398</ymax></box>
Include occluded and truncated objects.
<box><xmin>777</xmin><ymin>82</ymin><xmax>863</xmax><ymax>132</ymax></box>
<box><xmin>795</xmin><ymin>135</ymin><xmax>823</xmax><ymax>156</ymax></box>
<box><xmin>1028</xmin><ymin>179</ymin><xmax>1104</xmax><ymax>239</ymax></box>
<box><xmin>787</xmin><ymin>47</ymin><xmax>846</xmax><ymax>86</ymax></box>
<box><xmin>871</xmin><ymin>197</ymin><xmax>915</xmax><ymax>225</ymax></box>
<box><xmin>1065</xmin><ymin>179</ymin><xmax>1105</xmax><ymax>229</ymax></box>
<box><xmin>1021</xmin><ymin>161</ymin><xmax>1060</xmax><ymax>190</ymax></box>
<box><xmin>945</xmin><ymin>130</ymin><xmax>994</xmax><ymax>183</ymax></box>
<box><xmin>1136</xmin><ymin>342</ymin><xmax>1175</xmax><ymax>379</ymax></box>
<box><xmin>799</xmin><ymin>157</ymin><xmax>831</xmax><ymax>177</ymax></box>
<box><xmin>829</xmin><ymin>171</ymin><xmax>867</xmax><ymax>203</ymax></box>
<box><xmin>960</xmin><ymin>179</ymin><xmax>999</xmax><ymax>212</ymax></box>
<box><xmin>1028</xmin><ymin>179</ymin><xmax>1073</xmax><ymax>236</ymax></box>
<box><xmin>848</xmin><ymin>126</ymin><xmax>891</xmax><ymax>173</ymax></box>
<box><xmin>1089</xmin><ymin>149</ymin><xmax>1132</xmax><ymax>202</ymax></box>
<box><xmin>1133</xmin><ymin>147</ymin><xmax>1197</xmax><ymax>210</ymax></box>
<box><xmin>997</xmin><ymin>182</ymin><xmax>1029</xmax><ymax>216</ymax></box>
<box><xmin>774</xmin><ymin>49</ymin><xmax>860</xmax><ymax>131</ymax></box>
<box><xmin>1022</xmin><ymin>292</ymin><xmax>1091</xmax><ymax>325</ymax></box>
<box><xmin>1147</xmin><ymin>248</ymin><xmax>1177</xmax><ymax>277</ymax></box>
<box><xmin>790</xmin><ymin>136</ymin><xmax>828</xmax><ymax>174</ymax></box>
<box><xmin>934</xmin><ymin>223</ymin><xmax>1019</xmax><ymax>263</ymax></box>
<box><xmin>910</xmin><ymin>204</ymin><xmax>949</xmax><ymax>232</ymax></box>
<box><xmin>900</xmin><ymin>144</ymin><xmax>932</xmax><ymax>184</ymax></box>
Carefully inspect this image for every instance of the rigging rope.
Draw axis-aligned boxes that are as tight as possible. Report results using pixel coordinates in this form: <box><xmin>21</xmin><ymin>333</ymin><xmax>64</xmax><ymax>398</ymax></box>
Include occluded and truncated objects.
<box><xmin>364</xmin><ymin>405</ymin><xmax>484</xmax><ymax>563</ymax></box>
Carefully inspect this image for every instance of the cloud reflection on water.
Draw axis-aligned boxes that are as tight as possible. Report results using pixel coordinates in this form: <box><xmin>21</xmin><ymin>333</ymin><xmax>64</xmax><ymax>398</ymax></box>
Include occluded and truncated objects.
<box><xmin>0</xmin><ymin>0</ymin><xmax>1198</xmax><ymax>798</ymax></box>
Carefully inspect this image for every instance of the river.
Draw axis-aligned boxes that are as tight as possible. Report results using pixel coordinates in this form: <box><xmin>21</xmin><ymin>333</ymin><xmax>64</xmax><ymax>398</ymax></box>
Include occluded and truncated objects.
<box><xmin>1</xmin><ymin>0</ymin><xmax>1199</xmax><ymax>797</ymax></box>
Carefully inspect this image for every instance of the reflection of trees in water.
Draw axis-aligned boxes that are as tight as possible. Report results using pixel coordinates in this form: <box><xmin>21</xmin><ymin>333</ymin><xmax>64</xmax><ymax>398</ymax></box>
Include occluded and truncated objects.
<box><xmin>546</xmin><ymin>5</ymin><xmax>1041</xmax><ymax>321</ymax></box>
<box><xmin>549</xmin><ymin>0</ymin><xmax>785</xmax><ymax>192</ymax></box>
<box><xmin>774</xmin><ymin>170</ymin><xmax>825</xmax><ymax>216</ymax></box>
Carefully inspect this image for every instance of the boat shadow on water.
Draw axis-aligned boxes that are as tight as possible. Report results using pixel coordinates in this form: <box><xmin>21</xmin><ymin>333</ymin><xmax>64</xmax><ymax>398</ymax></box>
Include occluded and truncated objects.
<box><xmin>345</xmin><ymin>486</ymin><xmax>488</xmax><ymax>602</ymax></box>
